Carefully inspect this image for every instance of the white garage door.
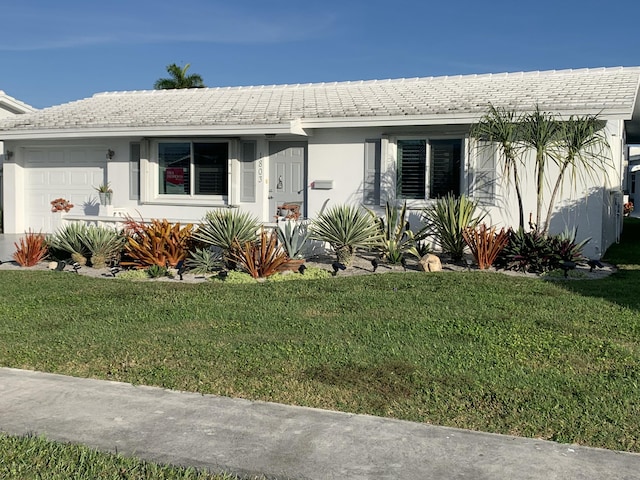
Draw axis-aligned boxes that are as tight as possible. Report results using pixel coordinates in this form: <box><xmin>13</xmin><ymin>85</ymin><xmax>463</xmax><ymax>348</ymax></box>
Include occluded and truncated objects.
<box><xmin>25</xmin><ymin>148</ymin><xmax>105</xmax><ymax>232</ymax></box>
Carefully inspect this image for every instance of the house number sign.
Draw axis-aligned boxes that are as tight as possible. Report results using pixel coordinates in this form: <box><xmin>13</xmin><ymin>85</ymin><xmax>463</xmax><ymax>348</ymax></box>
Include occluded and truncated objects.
<box><xmin>257</xmin><ymin>158</ymin><xmax>263</xmax><ymax>183</ymax></box>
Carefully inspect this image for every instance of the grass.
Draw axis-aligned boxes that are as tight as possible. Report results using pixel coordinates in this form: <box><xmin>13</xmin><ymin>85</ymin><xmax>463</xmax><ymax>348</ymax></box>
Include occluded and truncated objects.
<box><xmin>0</xmin><ymin>219</ymin><xmax>639</xmax><ymax>457</ymax></box>
<box><xmin>0</xmin><ymin>433</ymin><xmax>244</xmax><ymax>479</ymax></box>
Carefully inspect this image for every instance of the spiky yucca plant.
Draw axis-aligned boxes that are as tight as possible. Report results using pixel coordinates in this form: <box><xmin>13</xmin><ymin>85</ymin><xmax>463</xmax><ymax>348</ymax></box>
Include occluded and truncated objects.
<box><xmin>193</xmin><ymin>209</ymin><xmax>260</xmax><ymax>261</ymax></box>
<box><xmin>83</xmin><ymin>225</ymin><xmax>126</xmax><ymax>268</ymax></box>
<box><xmin>310</xmin><ymin>204</ymin><xmax>381</xmax><ymax>265</ymax></box>
<box><xmin>421</xmin><ymin>194</ymin><xmax>485</xmax><ymax>262</ymax></box>
<box><xmin>48</xmin><ymin>223</ymin><xmax>91</xmax><ymax>265</ymax></box>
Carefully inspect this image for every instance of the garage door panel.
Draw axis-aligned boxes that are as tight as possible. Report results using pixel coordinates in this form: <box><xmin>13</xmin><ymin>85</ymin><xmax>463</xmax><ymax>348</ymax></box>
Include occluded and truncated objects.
<box><xmin>24</xmin><ymin>148</ymin><xmax>105</xmax><ymax>233</ymax></box>
<box><xmin>26</xmin><ymin>171</ymin><xmax>48</xmax><ymax>187</ymax></box>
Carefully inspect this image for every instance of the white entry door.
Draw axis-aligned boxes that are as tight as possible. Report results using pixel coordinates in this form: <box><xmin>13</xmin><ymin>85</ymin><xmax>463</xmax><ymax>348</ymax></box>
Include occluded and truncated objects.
<box><xmin>25</xmin><ymin>148</ymin><xmax>105</xmax><ymax>232</ymax></box>
<box><xmin>269</xmin><ymin>142</ymin><xmax>306</xmax><ymax>219</ymax></box>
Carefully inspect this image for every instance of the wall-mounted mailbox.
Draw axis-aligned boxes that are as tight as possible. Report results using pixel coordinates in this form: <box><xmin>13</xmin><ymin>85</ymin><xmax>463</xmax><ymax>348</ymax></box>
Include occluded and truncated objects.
<box><xmin>311</xmin><ymin>180</ymin><xmax>334</xmax><ymax>190</ymax></box>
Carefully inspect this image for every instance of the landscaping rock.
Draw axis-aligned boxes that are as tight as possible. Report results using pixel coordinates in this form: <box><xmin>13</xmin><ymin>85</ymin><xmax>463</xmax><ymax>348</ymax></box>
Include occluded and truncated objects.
<box><xmin>418</xmin><ymin>254</ymin><xmax>442</xmax><ymax>272</ymax></box>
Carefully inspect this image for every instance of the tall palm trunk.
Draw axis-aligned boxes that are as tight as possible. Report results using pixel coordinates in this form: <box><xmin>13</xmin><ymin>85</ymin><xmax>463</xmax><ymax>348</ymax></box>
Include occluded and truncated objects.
<box><xmin>511</xmin><ymin>161</ymin><xmax>525</xmax><ymax>230</ymax></box>
<box><xmin>542</xmin><ymin>159</ymin><xmax>570</xmax><ymax>235</ymax></box>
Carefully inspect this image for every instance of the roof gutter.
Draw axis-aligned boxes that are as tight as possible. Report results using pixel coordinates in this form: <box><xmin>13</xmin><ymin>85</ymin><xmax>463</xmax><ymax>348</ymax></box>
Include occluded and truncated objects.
<box><xmin>0</xmin><ymin>121</ymin><xmax>309</xmax><ymax>141</ymax></box>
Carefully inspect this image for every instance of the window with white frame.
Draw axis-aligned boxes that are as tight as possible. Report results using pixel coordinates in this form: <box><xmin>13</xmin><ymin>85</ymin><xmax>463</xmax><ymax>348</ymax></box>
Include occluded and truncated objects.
<box><xmin>158</xmin><ymin>142</ymin><xmax>228</xmax><ymax>196</ymax></box>
<box><xmin>470</xmin><ymin>140</ymin><xmax>497</xmax><ymax>204</ymax></box>
<box><xmin>397</xmin><ymin>139</ymin><xmax>462</xmax><ymax>200</ymax></box>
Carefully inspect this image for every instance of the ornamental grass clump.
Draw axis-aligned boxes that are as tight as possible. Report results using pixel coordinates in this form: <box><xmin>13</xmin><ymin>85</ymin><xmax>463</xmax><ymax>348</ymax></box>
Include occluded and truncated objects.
<box><xmin>420</xmin><ymin>194</ymin><xmax>484</xmax><ymax>262</ymax></box>
<box><xmin>13</xmin><ymin>230</ymin><xmax>48</xmax><ymax>267</ymax></box>
<box><xmin>462</xmin><ymin>223</ymin><xmax>509</xmax><ymax>269</ymax></box>
<box><xmin>310</xmin><ymin>204</ymin><xmax>381</xmax><ymax>265</ymax></box>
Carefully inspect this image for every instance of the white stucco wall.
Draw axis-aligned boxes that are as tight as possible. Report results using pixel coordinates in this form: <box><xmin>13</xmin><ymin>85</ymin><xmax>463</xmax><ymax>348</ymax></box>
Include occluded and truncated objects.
<box><xmin>1</xmin><ymin>118</ymin><xmax>627</xmax><ymax>259</ymax></box>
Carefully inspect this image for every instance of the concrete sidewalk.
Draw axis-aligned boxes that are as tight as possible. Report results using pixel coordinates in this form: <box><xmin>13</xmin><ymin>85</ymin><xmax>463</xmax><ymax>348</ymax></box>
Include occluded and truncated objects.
<box><xmin>1</xmin><ymin>368</ymin><xmax>638</xmax><ymax>479</ymax></box>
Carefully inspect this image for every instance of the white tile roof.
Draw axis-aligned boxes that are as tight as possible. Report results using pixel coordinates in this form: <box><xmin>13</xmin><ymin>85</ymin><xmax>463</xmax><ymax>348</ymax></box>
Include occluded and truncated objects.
<box><xmin>0</xmin><ymin>90</ymin><xmax>36</xmax><ymax>116</ymax></box>
<box><xmin>1</xmin><ymin>67</ymin><xmax>639</xmax><ymax>136</ymax></box>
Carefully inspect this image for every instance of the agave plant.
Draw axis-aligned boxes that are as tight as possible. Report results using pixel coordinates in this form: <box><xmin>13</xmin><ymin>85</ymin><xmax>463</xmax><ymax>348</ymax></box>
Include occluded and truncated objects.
<box><xmin>276</xmin><ymin>221</ymin><xmax>309</xmax><ymax>259</ymax></box>
<box><xmin>185</xmin><ymin>247</ymin><xmax>223</xmax><ymax>274</ymax></box>
<box><xmin>309</xmin><ymin>204</ymin><xmax>381</xmax><ymax>265</ymax></box>
<box><xmin>48</xmin><ymin>223</ymin><xmax>91</xmax><ymax>265</ymax></box>
<box><xmin>193</xmin><ymin>209</ymin><xmax>260</xmax><ymax>262</ymax></box>
<box><xmin>83</xmin><ymin>225</ymin><xmax>126</xmax><ymax>268</ymax></box>
<box><xmin>420</xmin><ymin>194</ymin><xmax>485</xmax><ymax>262</ymax></box>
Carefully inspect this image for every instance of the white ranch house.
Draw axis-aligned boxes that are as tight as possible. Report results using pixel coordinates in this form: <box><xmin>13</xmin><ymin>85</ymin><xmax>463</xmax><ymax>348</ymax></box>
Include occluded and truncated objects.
<box><xmin>1</xmin><ymin>67</ymin><xmax>640</xmax><ymax>259</ymax></box>
<box><xmin>0</xmin><ymin>91</ymin><xmax>36</xmax><ymax>222</ymax></box>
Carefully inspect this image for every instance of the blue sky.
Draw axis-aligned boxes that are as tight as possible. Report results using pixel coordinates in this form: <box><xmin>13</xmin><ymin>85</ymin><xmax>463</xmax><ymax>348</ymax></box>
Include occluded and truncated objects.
<box><xmin>2</xmin><ymin>0</ymin><xmax>639</xmax><ymax>109</ymax></box>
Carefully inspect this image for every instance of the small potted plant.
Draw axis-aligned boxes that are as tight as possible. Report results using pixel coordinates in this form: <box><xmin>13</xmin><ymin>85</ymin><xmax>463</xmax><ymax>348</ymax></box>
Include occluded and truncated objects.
<box><xmin>95</xmin><ymin>183</ymin><xmax>113</xmax><ymax>205</ymax></box>
<box><xmin>624</xmin><ymin>201</ymin><xmax>634</xmax><ymax>217</ymax></box>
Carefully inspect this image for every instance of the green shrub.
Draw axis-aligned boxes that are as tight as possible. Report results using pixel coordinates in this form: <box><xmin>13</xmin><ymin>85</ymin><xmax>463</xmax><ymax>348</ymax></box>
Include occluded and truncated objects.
<box><xmin>310</xmin><ymin>204</ymin><xmax>381</xmax><ymax>265</ymax></box>
<box><xmin>495</xmin><ymin>228</ymin><xmax>588</xmax><ymax>274</ymax></box>
<box><xmin>210</xmin><ymin>270</ymin><xmax>256</xmax><ymax>284</ymax></box>
<box><xmin>420</xmin><ymin>194</ymin><xmax>484</xmax><ymax>261</ymax></box>
<box><xmin>268</xmin><ymin>266</ymin><xmax>332</xmax><ymax>281</ymax></box>
<box><xmin>115</xmin><ymin>269</ymin><xmax>149</xmax><ymax>280</ymax></box>
<box><xmin>147</xmin><ymin>264</ymin><xmax>170</xmax><ymax>278</ymax></box>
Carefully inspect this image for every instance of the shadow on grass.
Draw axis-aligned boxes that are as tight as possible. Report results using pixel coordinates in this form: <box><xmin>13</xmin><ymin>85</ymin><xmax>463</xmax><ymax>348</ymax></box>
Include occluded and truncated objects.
<box><xmin>559</xmin><ymin>218</ymin><xmax>640</xmax><ymax>311</ymax></box>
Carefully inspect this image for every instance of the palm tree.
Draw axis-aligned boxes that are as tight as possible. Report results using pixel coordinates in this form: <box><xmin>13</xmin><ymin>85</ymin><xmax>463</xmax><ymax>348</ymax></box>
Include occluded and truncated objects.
<box><xmin>470</xmin><ymin>105</ymin><xmax>526</xmax><ymax>230</ymax></box>
<box><xmin>541</xmin><ymin>115</ymin><xmax>610</xmax><ymax>234</ymax></box>
<box><xmin>519</xmin><ymin>105</ymin><xmax>559</xmax><ymax>230</ymax></box>
<box><xmin>154</xmin><ymin>63</ymin><xmax>205</xmax><ymax>89</ymax></box>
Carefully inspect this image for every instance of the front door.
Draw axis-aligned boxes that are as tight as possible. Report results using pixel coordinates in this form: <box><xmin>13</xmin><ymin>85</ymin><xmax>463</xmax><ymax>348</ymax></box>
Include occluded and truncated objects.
<box><xmin>269</xmin><ymin>142</ymin><xmax>306</xmax><ymax>219</ymax></box>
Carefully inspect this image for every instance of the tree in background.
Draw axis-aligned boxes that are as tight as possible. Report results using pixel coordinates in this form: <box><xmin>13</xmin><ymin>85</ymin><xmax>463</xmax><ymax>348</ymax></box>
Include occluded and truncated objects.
<box><xmin>154</xmin><ymin>63</ymin><xmax>205</xmax><ymax>89</ymax></box>
<box><xmin>470</xmin><ymin>105</ymin><xmax>526</xmax><ymax>230</ymax></box>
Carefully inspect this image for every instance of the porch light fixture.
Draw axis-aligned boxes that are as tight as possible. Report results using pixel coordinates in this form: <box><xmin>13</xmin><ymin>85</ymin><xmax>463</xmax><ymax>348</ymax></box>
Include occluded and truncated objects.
<box><xmin>5</xmin><ymin>150</ymin><xmax>13</xmax><ymax>160</ymax></box>
<box><xmin>106</xmin><ymin>149</ymin><xmax>115</xmax><ymax>159</ymax></box>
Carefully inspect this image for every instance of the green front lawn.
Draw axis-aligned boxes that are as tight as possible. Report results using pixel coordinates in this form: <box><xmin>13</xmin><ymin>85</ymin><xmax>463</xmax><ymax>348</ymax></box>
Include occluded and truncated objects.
<box><xmin>0</xmin><ymin>220</ymin><xmax>639</xmax><ymax>453</ymax></box>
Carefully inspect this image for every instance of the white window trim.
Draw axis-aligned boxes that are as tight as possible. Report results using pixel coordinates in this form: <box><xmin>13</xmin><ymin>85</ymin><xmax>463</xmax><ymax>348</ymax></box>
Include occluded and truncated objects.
<box><xmin>386</xmin><ymin>135</ymin><xmax>467</xmax><ymax>208</ymax></box>
<box><xmin>141</xmin><ymin>138</ymin><xmax>239</xmax><ymax>206</ymax></box>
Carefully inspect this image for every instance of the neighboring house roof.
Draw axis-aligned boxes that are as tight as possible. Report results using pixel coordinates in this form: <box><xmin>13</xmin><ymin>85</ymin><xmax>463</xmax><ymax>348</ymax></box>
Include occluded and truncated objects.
<box><xmin>0</xmin><ymin>90</ymin><xmax>36</xmax><ymax>117</ymax></box>
<box><xmin>1</xmin><ymin>66</ymin><xmax>640</xmax><ymax>140</ymax></box>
